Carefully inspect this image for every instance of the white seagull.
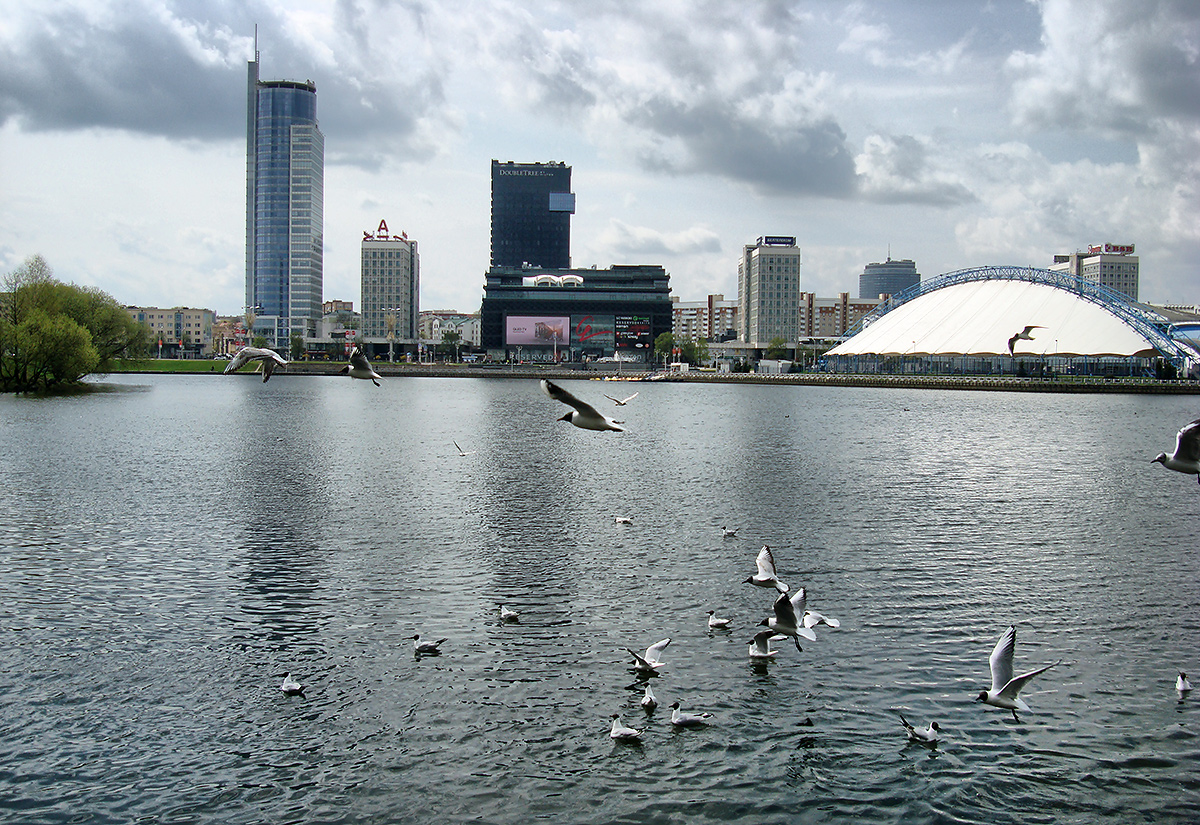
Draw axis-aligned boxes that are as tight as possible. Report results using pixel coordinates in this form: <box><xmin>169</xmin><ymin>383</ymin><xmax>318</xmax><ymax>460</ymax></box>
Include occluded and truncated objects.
<box><xmin>339</xmin><ymin>346</ymin><xmax>381</xmax><ymax>386</ymax></box>
<box><xmin>453</xmin><ymin>440</ymin><xmax>477</xmax><ymax>457</ymax></box>
<box><xmin>412</xmin><ymin>634</ymin><xmax>447</xmax><ymax>656</ymax></box>
<box><xmin>803</xmin><ymin>608</ymin><xmax>841</xmax><ymax>631</ymax></box>
<box><xmin>541</xmin><ymin>379</ymin><xmax>625</xmax><ymax>432</ymax></box>
<box><xmin>614</xmin><ymin>516</ymin><xmax>633</xmax><ymax>525</ymax></box>
<box><xmin>1007</xmin><ymin>324</ymin><xmax>1044</xmax><ymax>356</ymax></box>
<box><xmin>722</xmin><ymin>525</ymin><xmax>738</xmax><ymax>538</ymax></box>
<box><xmin>669</xmin><ymin>701</ymin><xmax>713</xmax><ymax>727</ymax></box>
<box><xmin>1177</xmin><ymin>672</ymin><xmax>1193</xmax><ymax>693</ymax></box>
<box><xmin>499</xmin><ymin>605</ymin><xmax>519</xmax><ymax>623</ymax></box>
<box><xmin>744</xmin><ymin>545</ymin><xmax>789</xmax><ymax>593</ymax></box>
<box><xmin>706</xmin><ymin>610</ymin><xmax>731</xmax><ymax>630</ymax></box>
<box><xmin>898</xmin><ymin>713</ymin><xmax>939</xmax><ymax>745</ymax></box>
<box><xmin>224</xmin><ymin>346</ymin><xmax>287</xmax><ymax>383</ymax></box>
<box><xmin>609</xmin><ymin>713</ymin><xmax>643</xmax><ymax>741</ymax></box>
<box><xmin>748</xmin><ymin>630</ymin><xmax>783</xmax><ymax>659</ymax></box>
<box><xmin>626</xmin><ymin>638</ymin><xmax>671</xmax><ymax>674</ymax></box>
<box><xmin>641</xmin><ymin>683</ymin><xmax>658</xmax><ymax>712</ymax></box>
<box><xmin>604</xmin><ymin>391</ymin><xmax>639</xmax><ymax>406</ymax></box>
<box><xmin>279</xmin><ymin>672</ymin><xmax>304</xmax><ymax>696</ymax></box>
<box><xmin>760</xmin><ymin>588</ymin><xmax>818</xmax><ymax>651</ymax></box>
<box><xmin>976</xmin><ymin>625</ymin><xmax>1060</xmax><ymax>721</ymax></box>
<box><xmin>1152</xmin><ymin>418</ymin><xmax>1200</xmax><ymax>483</ymax></box>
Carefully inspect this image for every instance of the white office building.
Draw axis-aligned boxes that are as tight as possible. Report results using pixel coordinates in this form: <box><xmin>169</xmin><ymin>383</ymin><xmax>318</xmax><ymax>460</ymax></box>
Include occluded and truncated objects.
<box><xmin>738</xmin><ymin>236</ymin><xmax>802</xmax><ymax>346</ymax></box>
<box><xmin>1050</xmin><ymin>243</ymin><xmax>1139</xmax><ymax>301</ymax></box>
<box><xmin>361</xmin><ymin>219</ymin><xmax>419</xmax><ymax>359</ymax></box>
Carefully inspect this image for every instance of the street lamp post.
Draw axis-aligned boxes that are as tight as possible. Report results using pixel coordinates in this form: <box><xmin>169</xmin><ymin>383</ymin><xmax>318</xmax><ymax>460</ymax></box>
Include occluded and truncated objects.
<box><xmin>383</xmin><ymin>308</ymin><xmax>399</xmax><ymax>363</ymax></box>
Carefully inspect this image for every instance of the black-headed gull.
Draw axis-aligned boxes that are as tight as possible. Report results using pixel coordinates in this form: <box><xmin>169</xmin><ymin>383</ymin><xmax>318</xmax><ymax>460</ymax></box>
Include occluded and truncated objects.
<box><xmin>412</xmin><ymin>634</ymin><xmax>447</xmax><ymax>656</ymax></box>
<box><xmin>614</xmin><ymin>516</ymin><xmax>633</xmax><ymax>524</ymax></box>
<box><xmin>975</xmin><ymin>625</ymin><xmax>1059</xmax><ymax>721</ymax></box>
<box><xmin>722</xmin><ymin>525</ymin><xmax>738</xmax><ymax>538</ymax></box>
<box><xmin>760</xmin><ymin>588</ymin><xmax>818</xmax><ymax>651</ymax></box>
<box><xmin>224</xmin><ymin>346</ymin><xmax>287</xmax><ymax>383</ymax></box>
<box><xmin>803</xmin><ymin>608</ymin><xmax>841</xmax><ymax>631</ymax></box>
<box><xmin>899</xmin><ymin>713</ymin><xmax>939</xmax><ymax>745</ymax></box>
<box><xmin>748</xmin><ymin>630</ymin><xmax>782</xmax><ymax>659</ymax></box>
<box><xmin>1178</xmin><ymin>672</ymin><xmax>1193</xmax><ymax>693</ymax></box>
<box><xmin>609</xmin><ymin>713</ymin><xmax>643</xmax><ymax>741</ymax></box>
<box><xmin>706</xmin><ymin>610</ymin><xmax>731</xmax><ymax>630</ymax></box>
<box><xmin>1008</xmin><ymin>324</ymin><xmax>1044</xmax><ymax>356</ymax></box>
<box><xmin>541</xmin><ymin>379</ymin><xmax>624</xmax><ymax>432</ymax></box>
<box><xmin>340</xmin><ymin>346</ymin><xmax>381</xmax><ymax>386</ymax></box>
<box><xmin>744</xmin><ymin>545</ymin><xmax>789</xmax><ymax>593</ymax></box>
<box><xmin>669</xmin><ymin>701</ymin><xmax>713</xmax><ymax>727</ymax></box>
<box><xmin>1152</xmin><ymin>418</ymin><xmax>1200</xmax><ymax>483</ymax></box>
<box><xmin>641</xmin><ymin>683</ymin><xmax>658</xmax><ymax>711</ymax></box>
<box><xmin>453</xmin><ymin>440</ymin><xmax>477</xmax><ymax>456</ymax></box>
<box><xmin>279</xmin><ymin>672</ymin><xmax>304</xmax><ymax>696</ymax></box>
<box><xmin>604</xmin><ymin>391</ymin><xmax>638</xmax><ymax>406</ymax></box>
<box><xmin>499</xmin><ymin>605</ymin><xmax>519</xmax><ymax>623</ymax></box>
<box><xmin>626</xmin><ymin>638</ymin><xmax>671</xmax><ymax>674</ymax></box>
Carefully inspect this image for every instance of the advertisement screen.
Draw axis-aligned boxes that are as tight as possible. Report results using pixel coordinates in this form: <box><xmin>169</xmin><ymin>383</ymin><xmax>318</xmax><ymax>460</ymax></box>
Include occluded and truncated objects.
<box><xmin>614</xmin><ymin>315</ymin><xmax>652</xmax><ymax>349</ymax></box>
<box><xmin>572</xmin><ymin>315</ymin><xmax>614</xmax><ymax>348</ymax></box>
<box><xmin>506</xmin><ymin>316</ymin><xmax>569</xmax><ymax>345</ymax></box>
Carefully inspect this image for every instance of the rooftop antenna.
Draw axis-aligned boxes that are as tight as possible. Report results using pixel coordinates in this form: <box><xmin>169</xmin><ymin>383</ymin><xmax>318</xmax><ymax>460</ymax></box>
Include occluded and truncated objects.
<box><xmin>254</xmin><ymin>23</ymin><xmax>259</xmax><ymax>62</ymax></box>
<box><xmin>887</xmin><ymin>243</ymin><xmax>891</xmax><ymax>262</ymax></box>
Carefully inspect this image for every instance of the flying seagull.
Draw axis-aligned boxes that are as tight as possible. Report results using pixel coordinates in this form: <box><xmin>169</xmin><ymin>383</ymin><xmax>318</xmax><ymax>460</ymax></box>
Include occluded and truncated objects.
<box><xmin>1008</xmin><ymin>325</ymin><xmax>1044</xmax><ymax>356</ymax></box>
<box><xmin>748</xmin><ymin>630</ymin><xmax>783</xmax><ymax>660</ymax></box>
<box><xmin>412</xmin><ymin>634</ymin><xmax>447</xmax><ymax>656</ymax></box>
<box><xmin>340</xmin><ymin>346</ymin><xmax>381</xmax><ymax>386</ymax></box>
<box><xmin>976</xmin><ymin>625</ymin><xmax>1060</xmax><ymax>721</ymax></box>
<box><xmin>453</xmin><ymin>440</ymin><xmax>477</xmax><ymax>457</ymax></box>
<box><xmin>224</xmin><ymin>346</ymin><xmax>287</xmax><ymax>383</ymax></box>
<box><xmin>1152</xmin><ymin>418</ymin><xmax>1200</xmax><ymax>484</ymax></box>
<box><xmin>279</xmin><ymin>672</ymin><xmax>304</xmax><ymax>696</ymax></box>
<box><xmin>626</xmin><ymin>638</ymin><xmax>671</xmax><ymax>674</ymax></box>
<box><xmin>744</xmin><ymin>545</ymin><xmax>789</xmax><ymax>593</ymax></box>
<box><xmin>604</xmin><ymin>391</ymin><xmax>639</xmax><ymax>406</ymax></box>
<box><xmin>669</xmin><ymin>701</ymin><xmax>713</xmax><ymax>727</ymax></box>
<box><xmin>609</xmin><ymin>713</ymin><xmax>643</xmax><ymax>741</ymax></box>
<box><xmin>898</xmin><ymin>713</ymin><xmax>939</xmax><ymax>745</ymax></box>
<box><xmin>760</xmin><ymin>588</ymin><xmax>818</xmax><ymax>652</ymax></box>
<box><xmin>541</xmin><ymin>379</ymin><xmax>625</xmax><ymax>432</ymax></box>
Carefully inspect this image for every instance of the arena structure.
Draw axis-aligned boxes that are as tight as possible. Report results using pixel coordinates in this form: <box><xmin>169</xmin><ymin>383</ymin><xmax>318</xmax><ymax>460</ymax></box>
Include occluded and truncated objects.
<box><xmin>824</xmin><ymin>266</ymin><xmax>1199</xmax><ymax>377</ymax></box>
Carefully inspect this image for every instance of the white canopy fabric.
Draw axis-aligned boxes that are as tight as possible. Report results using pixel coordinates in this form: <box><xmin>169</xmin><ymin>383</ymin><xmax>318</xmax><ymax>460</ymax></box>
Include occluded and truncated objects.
<box><xmin>828</xmin><ymin>278</ymin><xmax>1159</xmax><ymax>358</ymax></box>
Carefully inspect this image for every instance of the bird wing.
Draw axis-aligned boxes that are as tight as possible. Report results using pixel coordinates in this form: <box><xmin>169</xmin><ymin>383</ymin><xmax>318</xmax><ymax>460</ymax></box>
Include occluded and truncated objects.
<box><xmin>542</xmin><ymin>379</ymin><xmax>603</xmax><ymax>418</ymax></box>
<box><xmin>350</xmin><ymin>348</ymin><xmax>371</xmax><ymax>370</ymax></box>
<box><xmin>261</xmin><ymin>358</ymin><xmax>279</xmax><ymax>383</ymax></box>
<box><xmin>998</xmin><ymin>660</ymin><xmax>1059</xmax><ymax>701</ymax></box>
<box><xmin>751</xmin><ymin>629</ymin><xmax>776</xmax><ymax>653</ymax></box>
<box><xmin>644</xmin><ymin>638</ymin><xmax>671</xmax><ymax>663</ymax></box>
<box><xmin>224</xmin><ymin>348</ymin><xmax>251</xmax><ymax>373</ymax></box>
<box><xmin>604</xmin><ymin>394</ymin><xmax>622</xmax><ymax>404</ymax></box>
<box><xmin>989</xmin><ymin>626</ymin><xmax>1017</xmax><ymax>693</ymax></box>
<box><xmin>1175</xmin><ymin>419</ymin><xmax>1200</xmax><ymax>462</ymax></box>
<box><xmin>622</xmin><ymin>392</ymin><xmax>639</xmax><ymax>404</ymax></box>
<box><xmin>626</xmin><ymin>648</ymin><xmax>653</xmax><ymax>669</ymax></box>
<box><xmin>898</xmin><ymin>713</ymin><xmax>915</xmax><ymax>734</ymax></box>
<box><xmin>1007</xmin><ymin>333</ymin><xmax>1019</xmax><ymax>354</ymax></box>
<box><xmin>772</xmin><ymin>591</ymin><xmax>798</xmax><ymax>627</ymax></box>
<box><xmin>755</xmin><ymin>546</ymin><xmax>778</xmax><ymax>578</ymax></box>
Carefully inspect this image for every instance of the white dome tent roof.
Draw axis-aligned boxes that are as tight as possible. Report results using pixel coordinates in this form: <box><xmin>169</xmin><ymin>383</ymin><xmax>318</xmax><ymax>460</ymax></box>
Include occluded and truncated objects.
<box><xmin>828</xmin><ymin>266</ymin><xmax>1190</xmax><ymax>360</ymax></box>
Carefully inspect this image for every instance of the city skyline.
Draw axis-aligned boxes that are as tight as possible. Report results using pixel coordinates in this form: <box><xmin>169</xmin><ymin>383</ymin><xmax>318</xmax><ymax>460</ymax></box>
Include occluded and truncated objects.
<box><xmin>1</xmin><ymin>1</ymin><xmax>1198</xmax><ymax>316</ymax></box>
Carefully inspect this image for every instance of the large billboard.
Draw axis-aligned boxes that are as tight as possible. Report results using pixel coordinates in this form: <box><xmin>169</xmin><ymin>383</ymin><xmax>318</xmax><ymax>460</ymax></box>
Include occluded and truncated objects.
<box><xmin>572</xmin><ymin>315</ymin><xmax>614</xmax><ymax>348</ymax></box>
<box><xmin>615</xmin><ymin>315</ymin><xmax>652</xmax><ymax>350</ymax></box>
<box><xmin>506</xmin><ymin>316</ymin><xmax>569</xmax><ymax>345</ymax></box>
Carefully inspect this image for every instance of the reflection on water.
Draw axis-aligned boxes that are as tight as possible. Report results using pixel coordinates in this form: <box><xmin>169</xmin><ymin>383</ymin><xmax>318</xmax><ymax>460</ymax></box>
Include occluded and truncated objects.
<box><xmin>1</xmin><ymin>375</ymin><xmax>1198</xmax><ymax>823</ymax></box>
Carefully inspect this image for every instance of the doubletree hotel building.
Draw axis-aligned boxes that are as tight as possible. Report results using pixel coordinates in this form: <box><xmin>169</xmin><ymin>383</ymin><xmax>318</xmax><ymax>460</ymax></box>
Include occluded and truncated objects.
<box><xmin>480</xmin><ymin>265</ymin><xmax>672</xmax><ymax>362</ymax></box>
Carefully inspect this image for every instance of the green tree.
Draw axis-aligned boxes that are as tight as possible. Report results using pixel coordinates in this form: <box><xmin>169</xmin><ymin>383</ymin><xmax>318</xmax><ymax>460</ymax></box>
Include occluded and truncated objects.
<box><xmin>694</xmin><ymin>337</ymin><xmax>709</xmax><ymax>365</ymax></box>
<box><xmin>440</xmin><ymin>329</ymin><xmax>462</xmax><ymax>362</ymax></box>
<box><xmin>252</xmin><ymin>335</ymin><xmax>268</xmax><ymax>348</ymax></box>
<box><xmin>654</xmin><ymin>331</ymin><xmax>675</xmax><ymax>364</ymax></box>
<box><xmin>290</xmin><ymin>334</ymin><xmax>305</xmax><ymax>361</ymax></box>
<box><xmin>765</xmin><ymin>336</ymin><xmax>789</xmax><ymax>360</ymax></box>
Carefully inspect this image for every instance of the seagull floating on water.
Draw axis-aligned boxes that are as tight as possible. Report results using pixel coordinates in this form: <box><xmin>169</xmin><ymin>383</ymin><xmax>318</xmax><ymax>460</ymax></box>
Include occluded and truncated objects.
<box><xmin>745</xmin><ymin>545</ymin><xmax>789</xmax><ymax>593</ymax></box>
<box><xmin>722</xmin><ymin>525</ymin><xmax>738</xmax><ymax>538</ymax></box>
<box><xmin>614</xmin><ymin>516</ymin><xmax>633</xmax><ymax>524</ymax></box>
<box><xmin>453</xmin><ymin>440</ymin><xmax>477</xmax><ymax>457</ymax></box>
<box><xmin>224</xmin><ymin>346</ymin><xmax>287</xmax><ymax>383</ymax></box>
<box><xmin>604</xmin><ymin>391</ymin><xmax>639</xmax><ymax>406</ymax></box>
<box><xmin>976</xmin><ymin>625</ymin><xmax>1060</xmax><ymax>721</ymax></box>
<box><xmin>609</xmin><ymin>713</ymin><xmax>643</xmax><ymax>741</ymax></box>
<box><xmin>1008</xmin><ymin>325</ymin><xmax>1044</xmax><ymax>356</ymax></box>
<box><xmin>748</xmin><ymin>630</ymin><xmax>783</xmax><ymax>659</ymax></box>
<box><xmin>706</xmin><ymin>610</ymin><xmax>731</xmax><ymax>630</ymax></box>
<box><xmin>499</xmin><ymin>605</ymin><xmax>519</xmax><ymax>623</ymax></box>
<box><xmin>412</xmin><ymin>634</ymin><xmax>447</xmax><ymax>656</ymax></box>
<box><xmin>1152</xmin><ymin>418</ymin><xmax>1200</xmax><ymax>484</ymax></box>
<box><xmin>339</xmin><ymin>346</ymin><xmax>381</xmax><ymax>386</ymax></box>
<box><xmin>541</xmin><ymin>379</ymin><xmax>625</xmax><ymax>432</ymax></box>
<box><xmin>280</xmin><ymin>672</ymin><xmax>304</xmax><ymax>696</ymax></box>
<box><xmin>898</xmin><ymin>713</ymin><xmax>939</xmax><ymax>745</ymax></box>
<box><xmin>1177</xmin><ymin>672</ymin><xmax>1193</xmax><ymax>693</ymax></box>
<box><xmin>669</xmin><ymin>701</ymin><xmax>713</xmax><ymax>727</ymax></box>
<box><xmin>760</xmin><ymin>588</ymin><xmax>818</xmax><ymax>651</ymax></box>
<box><xmin>641</xmin><ymin>683</ymin><xmax>658</xmax><ymax>711</ymax></box>
<box><xmin>626</xmin><ymin>638</ymin><xmax>671</xmax><ymax>674</ymax></box>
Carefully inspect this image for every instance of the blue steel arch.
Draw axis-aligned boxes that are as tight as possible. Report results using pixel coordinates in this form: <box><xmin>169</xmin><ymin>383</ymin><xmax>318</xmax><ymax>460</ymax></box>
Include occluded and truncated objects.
<box><xmin>841</xmin><ymin>265</ymin><xmax>1191</xmax><ymax>362</ymax></box>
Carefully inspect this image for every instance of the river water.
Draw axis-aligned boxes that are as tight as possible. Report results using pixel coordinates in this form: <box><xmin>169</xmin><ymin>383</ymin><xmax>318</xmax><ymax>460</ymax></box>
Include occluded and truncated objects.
<box><xmin>0</xmin><ymin>374</ymin><xmax>1197</xmax><ymax>824</ymax></box>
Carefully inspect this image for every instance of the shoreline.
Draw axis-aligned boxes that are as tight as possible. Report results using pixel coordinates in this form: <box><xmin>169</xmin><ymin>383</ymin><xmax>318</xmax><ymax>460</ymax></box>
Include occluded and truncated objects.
<box><xmin>103</xmin><ymin>361</ymin><xmax>1200</xmax><ymax>394</ymax></box>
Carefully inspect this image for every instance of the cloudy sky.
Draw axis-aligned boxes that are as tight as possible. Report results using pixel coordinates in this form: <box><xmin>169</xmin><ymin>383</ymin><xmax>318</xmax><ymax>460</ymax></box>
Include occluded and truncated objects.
<box><xmin>2</xmin><ymin>0</ymin><xmax>1198</xmax><ymax>315</ymax></box>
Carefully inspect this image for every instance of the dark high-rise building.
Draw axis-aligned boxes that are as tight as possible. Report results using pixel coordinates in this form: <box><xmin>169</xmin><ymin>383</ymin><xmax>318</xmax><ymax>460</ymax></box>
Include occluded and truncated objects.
<box><xmin>859</xmin><ymin>257</ymin><xmax>919</xmax><ymax>299</ymax></box>
<box><xmin>245</xmin><ymin>50</ymin><xmax>324</xmax><ymax>349</ymax></box>
<box><xmin>490</xmin><ymin>160</ymin><xmax>575</xmax><ymax>269</ymax></box>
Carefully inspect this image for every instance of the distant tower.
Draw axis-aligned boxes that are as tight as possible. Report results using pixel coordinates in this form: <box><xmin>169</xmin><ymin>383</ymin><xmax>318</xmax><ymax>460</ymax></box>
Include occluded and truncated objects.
<box><xmin>490</xmin><ymin>160</ymin><xmax>575</xmax><ymax>269</ymax></box>
<box><xmin>361</xmin><ymin>219</ymin><xmax>419</xmax><ymax>353</ymax></box>
<box><xmin>859</xmin><ymin>256</ymin><xmax>919</xmax><ymax>299</ymax></box>
<box><xmin>738</xmin><ymin>236</ymin><xmax>802</xmax><ymax>346</ymax></box>
<box><xmin>245</xmin><ymin>49</ymin><xmax>324</xmax><ymax>350</ymax></box>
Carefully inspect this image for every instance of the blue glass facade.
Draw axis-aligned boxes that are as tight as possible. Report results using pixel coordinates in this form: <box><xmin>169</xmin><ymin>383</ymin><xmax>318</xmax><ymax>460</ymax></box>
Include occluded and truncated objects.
<box><xmin>245</xmin><ymin>56</ymin><xmax>324</xmax><ymax>348</ymax></box>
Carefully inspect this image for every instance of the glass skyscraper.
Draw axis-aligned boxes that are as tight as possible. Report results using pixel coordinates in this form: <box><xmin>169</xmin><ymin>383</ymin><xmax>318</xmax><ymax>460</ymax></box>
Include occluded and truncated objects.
<box><xmin>245</xmin><ymin>52</ymin><xmax>324</xmax><ymax>350</ymax></box>
<box><xmin>490</xmin><ymin>160</ymin><xmax>574</xmax><ymax>270</ymax></box>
